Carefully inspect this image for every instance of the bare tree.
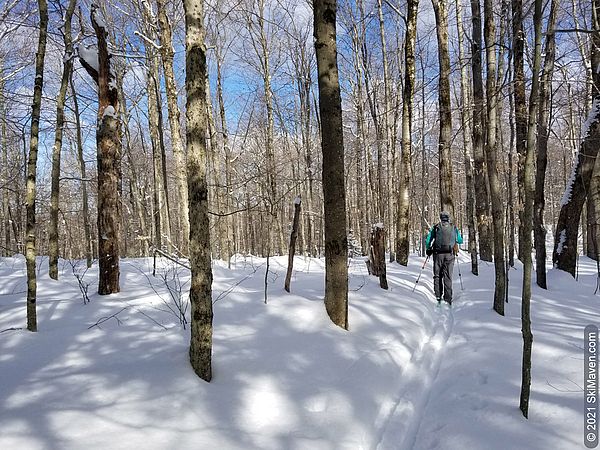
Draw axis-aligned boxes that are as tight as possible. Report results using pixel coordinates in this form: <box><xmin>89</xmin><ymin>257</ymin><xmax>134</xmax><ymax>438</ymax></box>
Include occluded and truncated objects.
<box><xmin>25</xmin><ymin>0</ymin><xmax>48</xmax><ymax>331</ymax></box>
<box><xmin>533</xmin><ymin>0</ymin><xmax>558</xmax><ymax>288</ymax></box>
<box><xmin>471</xmin><ymin>0</ymin><xmax>493</xmax><ymax>262</ymax></box>
<box><xmin>78</xmin><ymin>4</ymin><xmax>122</xmax><ymax>294</ymax></box>
<box><xmin>520</xmin><ymin>0</ymin><xmax>543</xmax><ymax>418</ymax></box>
<box><xmin>484</xmin><ymin>0</ymin><xmax>506</xmax><ymax>315</ymax></box>
<box><xmin>49</xmin><ymin>0</ymin><xmax>77</xmax><ymax>280</ymax></box>
<box><xmin>314</xmin><ymin>0</ymin><xmax>348</xmax><ymax>329</ymax></box>
<box><xmin>432</xmin><ymin>0</ymin><xmax>454</xmax><ymax>217</ymax></box>
<box><xmin>157</xmin><ymin>0</ymin><xmax>189</xmax><ymax>255</ymax></box>
<box><xmin>553</xmin><ymin>2</ymin><xmax>600</xmax><ymax>276</ymax></box>
<box><xmin>395</xmin><ymin>0</ymin><xmax>419</xmax><ymax>266</ymax></box>
<box><xmin>184</xmin><ymin>0</ymin><xmax>213</xmax><ymax>381</ymax></box>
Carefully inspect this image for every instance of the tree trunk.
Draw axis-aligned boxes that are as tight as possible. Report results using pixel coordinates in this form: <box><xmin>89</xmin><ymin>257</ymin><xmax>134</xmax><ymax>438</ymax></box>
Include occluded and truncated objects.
<box><xmin>520</xmin><ymin>0</ymin><xmax>543</xmax><ymax>418</ymax></box>
<box><xmin>456</xmin><ymin>0</ymin><xmax>478</xmax><ymax>275</ymax></box>
<box><xmin>1</xmin><ymin>76</ymin><xmax>9</xmax><ymax>256</ymax></box>
<box><xmin>470</xmin><ymin>0</ymin><xmax>493</xmax><ymax>262</ymax></box>
<box><xmin>432</xmin><ymin>0</ymin><xmax>454</xmax><ymax>217</ymax></box>
<box><xmin>214</xmin><ymin>31</ymin><xmax>234</xmax><ymax>266</ymax></box>
<box><xmin>314</xmin><ymin>0</ymin><xmax>348</xmax><ymax>330</ymax></box>
<box><xmin>140</xmin><ymin>7</ymin><xmax>171</xmax><ymax>251</ymax></box>
<box><xmin>285</xmin><ymin>197</ymin><xmax>301</xmax><ymax>292</ymax></box>
<box><xmin>183</xmin><ymin>0</ymin><xmax>213</xmax><ymax>382</ymax></box>
<box><xmin>49</xmin><ymin>0</ymin><xmax>76</xmax><ymax>280</ymax></box>
<box><xmin>79</xmin><ymin>5</ymin><xmax>122</xmax><ymax>295</ymax></box>
<box><xmin>512</xmin><ymin>0</ymin><xmax>527</xmax><ymax>261</ymax></box>
<box><xmin>25</xmin><ymin>0</ymin><xmax>48</xmax><ymax>331</ymax></box>
<box><xmin>70</xmin><ymin>75</ymin><xmax>93</xmax><ymax>267</ymax></box>
<box><xmin>553</xmin><ymin>1</ymin><xmax>600</xmax><ymax>276</ymax></box>
<box><xmin>370</xmin><ymin>224</ymin><xmax>388</xmax><ymax>289</ymax></box>
<box><xmin>157</xmin><ymin>0</ymin><xmax>189</xmax><ymax>255</ymax></box>
<box><xmin>588</xmin><ymin>158</ymin><xmax>600</xmax><ymax>261</ymax></box>
<box><xmin>395</xmin><ymin>0</ymin><xmax>418</xmax><ymax>266</ymax></box>
<box><xmin>484</xmin><ymin>0</ymin><xmax>506</xmax><ymax>315</ymax></box>
<box><xmin>533</xmin><ymin>0</ymin><xmax>557</xmax><ymax>288</ymax></box>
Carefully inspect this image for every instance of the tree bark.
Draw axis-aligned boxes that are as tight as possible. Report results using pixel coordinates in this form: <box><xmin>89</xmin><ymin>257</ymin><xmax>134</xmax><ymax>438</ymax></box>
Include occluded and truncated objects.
<box><xmin>432</xmin><ymin>0</ymin><xmax>454</xmax><ymax>218</ymax></box>
<box><xmin>470</xmin><ymin>0</ymin><xmax>493</xmax><ymax>262</ymax></box>
<box><xmin>284</xmin><ymin>197</ymin><xmax>301</xmax><ymax>292</ymax></box>
<box><xmin>49</xmin><ymin>0</ymin><xmax>76</xmax><ymax>280</ymax></box>
<box><xmin>25</xmin><ymin>0</ymin><xmax>48</xmax><ymax>331</ymax></box>
<box><xmin>140</xmin><ymin>4</ymin><xmax>171</xmax><ymax>251</ymax></box>
<box><xmin>512</xmin><ymin>0</ymin><xmax>527</xmax><ymax>261</ymax></box>
<box><xmin>395</xmin><ymin>0</ymin><xmax>418</xmax><ymax>266</ymax></box>
<box><xmin>370</xmin><ymin>224</ymin><xmax>388</xmax><ymax>289</ymax></box>
<box><xmin>214</xmin><ymin>28</ymin><xmax>234</xmax><ymax>266</ymax></box>
<box><xmin>70</xmin><ymin>74</ymin><xmax>93</xmax><ymax>267</ymax></box>
<box><xmin>456</xmin><ymin>0</ymin><xmax>478</xmax><ymax>275</ymax></box>
<box><xmin>520</xmin><ymin>0</ymin><xmax>543</xmax><ymax>418</ymax></box>
<box><xmin>79</xmin><ymin>5</ymin><xmax>122</xmax><ymax>295</ymax></box>
<box><xmin>484</xmin><ymin>0</ymin><xmax>506</xmax><ymax>315</ymax></box>
<box><xmin>314</xmin><ymin>0</ymin><xmax>348</xmax><ymax>330</ymax></box>
<box><xmin>553</xmin><ymin>0</ymin><xmax>600</xmax><ymax>276</ymax></box>
<box><xmin>183</xmin><ymin>0</ymin><xmax>213</xmax><ymax>382</ymax></box>
<box><xmin>1</xmin><ymin>75</ymin><xmax>9</xmax><ymax>256</ymax></box>
<box><xmin>157</xmin><ymin>0</ymin><xmax>189</xmax><ymax>255</ymax></box>
<box><xmin>533</xmin><ymin>0</ymin><xmax>557</xmax><ymax>288</ymax></box>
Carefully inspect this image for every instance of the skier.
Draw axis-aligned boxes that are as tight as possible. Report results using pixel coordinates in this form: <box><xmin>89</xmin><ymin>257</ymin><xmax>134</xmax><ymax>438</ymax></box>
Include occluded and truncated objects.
<box><xmin>425</xmin><ymin>211</ymin><xmax>463</xmax><ymax>306</ymax></box>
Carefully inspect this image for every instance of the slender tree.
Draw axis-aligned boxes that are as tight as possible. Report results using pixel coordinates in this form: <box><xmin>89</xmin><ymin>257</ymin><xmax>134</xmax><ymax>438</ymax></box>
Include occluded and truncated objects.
<box><xmin>533</xmin><ymin>0</ymin><xmax>557</xmax><ymax>288</ymax></box>
<box><xmin>470</xmin><ymin>0</ymin><xmax>493</xmax><ymax>262</ymax></box>
<box><xmin>484</xmin><ymin>0</ymin><xmax>506</xmax><ymax>315</ymax></box>
<box><xmin>184</xmin><ymin>0</ymin><xmax>213</xmax><ymax>381</ymax></box>
<box><xmin>314</xmin><ymin>0</ymin><xmax>348</xmax><ymax>329</ymax></box>
<box><xmin>520</xmin><ymin>0</ymin><xmax>543</xmax><ymax>418</ymax></box>
<box><xmin>49</xmin><ymin>0</ymin><xmax>77</xmax><ymax>280</ymax></box>
<box><xmin>395</xmin><ymin>0</ymin><xmax>419</xmax><ymax>266</ymax></box>
<box><xmin>157</xmin><ymin>0</ymin><xmax>189</xmax><ymax>255</ymax></box>
<box><xmin>432</xmin><ymin>0</ymin><xmax>454</xmax><ymax>217</ymax></box>
<box><xmin>456</xmin><ymin>0</ymin><xmax>478</xmax><ymax>275</ymax></box>
<box><xmin>512</xmin><ymin>0</ymin><xmax>527</xmax><ymax>260</ymax></box>
<box><xmin>25</xmin><ymin>0</ymin><xmax>48</xmax><ymax>331</ymax></box>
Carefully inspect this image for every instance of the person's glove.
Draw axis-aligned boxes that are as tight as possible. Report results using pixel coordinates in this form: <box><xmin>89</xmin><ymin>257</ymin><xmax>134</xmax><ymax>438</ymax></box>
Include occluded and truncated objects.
<box><xmin>426</xmin><ymin>247</ymin><xmax>433</xmax><ymax>256</ymax></box>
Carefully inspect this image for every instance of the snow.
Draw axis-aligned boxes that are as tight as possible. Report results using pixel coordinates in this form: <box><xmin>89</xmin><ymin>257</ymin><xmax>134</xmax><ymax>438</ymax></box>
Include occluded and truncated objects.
<box><xmin>556</xmin><ymin>229</ymin><xmax>567</xmax><ymax>255</ymax></box>
<box><xmin>102</xmin><ymin>106</ymin><xmax>116</xmax><ymax>119</ymax></box>
<box><xmin>581</xmin><ymin>98</ymin><xmax>600</xmax><ymax>141</ymax></box>
<box><xmin>561</xmin><ymin>98</ymin><xmax>600</xmax><ymax>206</ymax></box>
<box><xmin>561</xmin><ymin>162</ymin><xmax>577</xmax><ymax>206</ymax></box>
<box><xmin>78</xmin><ymin>45</ymin><xmax>99</xmax><ymax>72</ymax></box>
<box><xmin>92</xmin><ymin>8</ymin><xmax>106</xmax><ymax>29</ymax></box>
<box><xmin>0</xmin><ymin>252</ymin><xmax>596</xmax><ymax>449</ymax></box>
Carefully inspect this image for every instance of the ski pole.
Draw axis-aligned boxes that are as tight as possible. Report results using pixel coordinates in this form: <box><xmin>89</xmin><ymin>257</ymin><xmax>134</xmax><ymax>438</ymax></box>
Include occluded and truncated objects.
<box><xmin>456</xmin><ymin>249</ymin><xmax>464</xmax><ymax>290</ymax></box>
<box><xmin>412</xmin><ymin>255</ymin><xmax>430</xmax><ymax>292</ymax></box>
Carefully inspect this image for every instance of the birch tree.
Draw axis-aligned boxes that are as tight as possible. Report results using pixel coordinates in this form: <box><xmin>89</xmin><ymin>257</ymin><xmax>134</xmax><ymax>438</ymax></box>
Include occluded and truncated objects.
<box><xmin>184</xmin><ymin>0</ymin><xmax>213</xmax><ymax>381</ymax></box>
<box><xmin>25</xmin><ymin>0</ymin><xmax>48</xmax><ymax>331</ymax></box>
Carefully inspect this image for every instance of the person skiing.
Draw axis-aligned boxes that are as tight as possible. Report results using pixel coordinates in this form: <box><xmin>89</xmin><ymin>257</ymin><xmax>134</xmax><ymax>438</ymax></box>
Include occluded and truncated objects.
<box><xmin>425</xmin><ymin>211</ymin><xmax>463</xmax><ymax>306</ymax></box>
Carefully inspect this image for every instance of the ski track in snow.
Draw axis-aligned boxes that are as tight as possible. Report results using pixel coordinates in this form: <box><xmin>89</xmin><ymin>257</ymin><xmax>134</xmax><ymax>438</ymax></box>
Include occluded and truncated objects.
<box><xmin>375</xmin><ymin>295</ymin><xmax>456</xmax><ymax>450</ymax></box>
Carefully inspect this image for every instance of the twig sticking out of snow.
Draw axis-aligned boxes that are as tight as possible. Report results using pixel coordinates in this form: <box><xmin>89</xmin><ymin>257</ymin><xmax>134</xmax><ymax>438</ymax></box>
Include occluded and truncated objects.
<box><xmin>88</xmin><ymin>307</ymin><xmax>129</xmax><ymax>329</ymax></box>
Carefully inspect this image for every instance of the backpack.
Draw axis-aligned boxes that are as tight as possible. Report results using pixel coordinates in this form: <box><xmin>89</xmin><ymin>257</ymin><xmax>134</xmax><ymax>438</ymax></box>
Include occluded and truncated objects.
<box><xmin>433</xmin><ymin>222</ymin><xmax>456</xmax><ymax>254</ymax></box>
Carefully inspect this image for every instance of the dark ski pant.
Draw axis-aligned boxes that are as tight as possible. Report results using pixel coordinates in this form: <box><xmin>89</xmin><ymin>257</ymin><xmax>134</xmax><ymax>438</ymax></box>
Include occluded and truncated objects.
<box><xmin>433</xmin><ymin>253</ymin><xmax>455</xmax><ymax>302</ymax></box>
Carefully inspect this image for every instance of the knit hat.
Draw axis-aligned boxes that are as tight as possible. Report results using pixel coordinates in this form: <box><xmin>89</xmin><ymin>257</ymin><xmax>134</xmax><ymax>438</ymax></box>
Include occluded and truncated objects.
<box><xmin>440</xmin><ymin>211</ymin><xmax>450</xmax><ymax>222</ymax></box>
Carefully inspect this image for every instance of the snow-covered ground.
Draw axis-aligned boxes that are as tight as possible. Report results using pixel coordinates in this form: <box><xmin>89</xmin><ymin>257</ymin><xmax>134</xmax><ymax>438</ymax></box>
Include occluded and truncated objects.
<box><xmin>0</xmin><ymin>252</ymin><xmax>596</xmax><ymax>449</ymax></box>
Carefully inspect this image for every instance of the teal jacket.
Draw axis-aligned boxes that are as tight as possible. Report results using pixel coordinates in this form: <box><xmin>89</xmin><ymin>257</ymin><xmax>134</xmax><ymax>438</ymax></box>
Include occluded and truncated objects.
<box><xmin>425</xmin><ymin>223</ymin><xmax>463</xmax><ymax>249</ymax></box>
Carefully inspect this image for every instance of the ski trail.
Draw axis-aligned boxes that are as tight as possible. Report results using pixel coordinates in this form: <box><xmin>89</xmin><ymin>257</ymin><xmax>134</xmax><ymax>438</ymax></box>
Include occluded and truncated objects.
<box><xmin>374</xmin><ymin>301</ymin><xmax>454</xmax><ymax>450</ymax></box>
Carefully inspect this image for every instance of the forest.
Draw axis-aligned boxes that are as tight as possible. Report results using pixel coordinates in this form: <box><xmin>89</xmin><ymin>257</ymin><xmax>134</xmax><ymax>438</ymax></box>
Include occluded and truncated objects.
<box><xmin>0</xmin><ymin>0</ymin><xmax>599</xmax><ymax>445</ymax></box>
